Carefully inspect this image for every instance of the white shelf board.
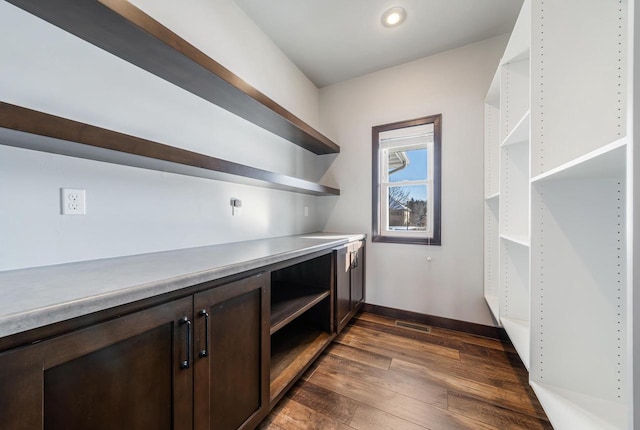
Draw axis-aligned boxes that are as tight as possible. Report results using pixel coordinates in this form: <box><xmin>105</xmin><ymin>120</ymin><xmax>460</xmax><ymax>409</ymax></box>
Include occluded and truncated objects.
<box><xmin>485</xmin><ymin>192</ymin><xmax>500</xmax><ymax>202</ymax></box>
<box><xmin>500</xmin><ymin>316</ymin><xmax>530</xmax><ymax>370</ymax></box>
<box><xmin>485</xmin><ymin>68</ymin><xmax>500</xmax><ymax>108</ymax></box>
<box><xmin>484</xmin><ymin>294</ymin><xmax>500</xmax><ymax>324</ymax></box>
<box><xmin>501</xmin><ymin>0</ymin><xmax>531</xmax><ymax>65</ymax></box>
<box><xmin>530</xmin><ymin>382</ymin><xmax>627</xmax><ymax>430</ymax></box>
<box><xmin>531</xmin><ymin>137</ymin><xmax>627</xmax><ymax>183</ymax></box>
<box><xmin>500</xmin><ymin>111</ymin><xmax>530</xmax><ymax>148</ymax></box>
<box><xmin>500</xmin><ymin>234</ymin><xmax>530</xmax><ymax>248</ymax></box>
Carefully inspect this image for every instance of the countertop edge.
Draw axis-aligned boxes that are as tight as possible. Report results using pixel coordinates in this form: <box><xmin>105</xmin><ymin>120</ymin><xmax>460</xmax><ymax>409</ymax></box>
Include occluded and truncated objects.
<box><xmin>0</xmin><ymin>233</ymin><xmax>365</xmax><ymax>339</ymax></box>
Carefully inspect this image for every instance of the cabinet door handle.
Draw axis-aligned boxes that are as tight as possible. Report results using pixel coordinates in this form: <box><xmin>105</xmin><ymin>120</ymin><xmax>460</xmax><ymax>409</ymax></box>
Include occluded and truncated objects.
<box><xmin>179</xmin><ymin>316</ymin><xmax>191</xmax><ymax>369</ymax></box>
<box><xmin>198</xmin><ymin>309</ymin><xmax>209</xmax><ymax>358</ymax></box>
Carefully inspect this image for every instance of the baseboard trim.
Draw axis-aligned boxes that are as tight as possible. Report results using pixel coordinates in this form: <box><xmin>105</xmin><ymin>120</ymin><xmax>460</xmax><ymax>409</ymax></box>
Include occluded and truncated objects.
<box><xmin>362</xmin><ymin>303</ymin><xmax>508</xmax><ymax>341</ymax></box>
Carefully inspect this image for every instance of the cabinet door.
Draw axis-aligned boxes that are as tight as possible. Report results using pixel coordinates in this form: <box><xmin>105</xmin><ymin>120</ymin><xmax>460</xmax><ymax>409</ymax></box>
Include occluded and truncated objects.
<box><xmin>335</xmin><ymin>246</ymin><xmax>351</xmax><ymax>333</ymax></box>
<box><xmin>0</xmin><ymin>297</ymin><xmax>194</xmax><ymax>430</ymax></box>
<box><xmin>351</xmin><ymin>242</ymin><xmax>365</xmax><ymax>308</ymax></box>
<box><xmin>194</xmin><ymin>273</ymin><xmax>270</xmax><ymax>430</ymax></box>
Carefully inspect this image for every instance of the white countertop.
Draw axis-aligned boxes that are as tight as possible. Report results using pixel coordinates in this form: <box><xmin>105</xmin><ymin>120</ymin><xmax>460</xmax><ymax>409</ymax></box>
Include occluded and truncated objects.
<box><xmin>0</xmin><ymin>233</ymin><xmax>364</xmax><ymax>339</ymax></box>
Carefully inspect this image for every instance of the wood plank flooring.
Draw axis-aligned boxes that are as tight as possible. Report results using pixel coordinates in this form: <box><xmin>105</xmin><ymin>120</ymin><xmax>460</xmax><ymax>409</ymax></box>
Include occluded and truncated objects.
<box><xmin>259</xmin><ymin>312</ymin><xmax>551</xmax><ymax>430</ymax></box>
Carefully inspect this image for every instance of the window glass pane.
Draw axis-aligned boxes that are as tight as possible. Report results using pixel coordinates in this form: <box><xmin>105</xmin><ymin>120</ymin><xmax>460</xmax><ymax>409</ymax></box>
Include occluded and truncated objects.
<box><xmin>388</xmin><ymin>148</ymin><xmax>427</xmax><ymax>182</ymax></box>
<box><xmin>387</xmin><ymin>185</ymin><xmax>428</xmax><ymax>231</ymax></box>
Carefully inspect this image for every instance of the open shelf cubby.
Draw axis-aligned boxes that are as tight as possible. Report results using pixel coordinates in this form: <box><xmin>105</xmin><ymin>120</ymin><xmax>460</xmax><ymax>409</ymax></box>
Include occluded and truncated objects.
<box><xmin>269</xmin><ymin>252</ymin><xmax>334</xmax><ymax>404</ymax></box>
<box><xmin>501</xmin><ymin>111</ymin><xmax>530</xmax><ymax>148</ymax></box>
<box><xmin>531</xmin><ymin>381</ymin><xmax>627</xmax><ymax>430</ymax></box>
<box><xmin>270</xmin><ymin>288</ymin><xmax>330</xmax><ymax>335</ymax></box>
<box><xmin>484</xmin><ymin>78</ymin><xmax>500</xmax><ymax>198</ymax></box>
<box><xmin>499</xmin><ymin>237</ymin><xmax>530</xmax><ymax>369</ymax></box>
<box><xmin>270</xmin><ymin>320</ymin><xmax>332</xmax><ymax>403</ymax></box>
<box><xmin>500</xmin><ymin>58</ymin><xmax>529</xmax><ymax>142</ymax></box>
<box><xmin>530</xmin><ymin>0</ymin><xmax>626</xmax><ymax>178</ymax></box>
<box><xmin>500</xmin><ymin>0</ymin><xmax>530</xmax><ymax>65</ymax></box>
<box><xmin>501</xmin><ymin>317</ymin><xmax>530</xmax><ymax>369</ymax></box>
<box><xmin>484</xmin><ymin>197</ymin><xmax>500</xmax><ymax>323</ymax></box>
<box><xmin>530</xmin><ymin>173</ymin><xmax>627</xmax><ymax>429</ymax></box>
<box><xmin>500</xmin><ymin>141</ymin><xmax>529</xmax><ymax>240</ymax></box>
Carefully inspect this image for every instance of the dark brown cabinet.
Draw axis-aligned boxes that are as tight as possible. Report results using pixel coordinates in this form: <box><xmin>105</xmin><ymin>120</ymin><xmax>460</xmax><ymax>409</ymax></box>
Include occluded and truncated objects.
<box><xmin>194</xmin><ymin>274</ymin><xmax>269</xmax><ymax>430</ymax></box>
<box><xmin>0</xmin><ymin>243</ymin><xmax>364</xmax><ymax>429</ymax></box>
<box><xmin>335</xmin><ymin>240</ymin><xmax>366</xmax><ymax>333</ymax></box>
<box><xmin>0</xmin><ymin>274</ymin><xmax>270</xmax><ymax>430</ymax></box>
<box><xmin>0</xmin><ymin>296</ymin><xmax>194</xmax><ymax>430</ymax></box>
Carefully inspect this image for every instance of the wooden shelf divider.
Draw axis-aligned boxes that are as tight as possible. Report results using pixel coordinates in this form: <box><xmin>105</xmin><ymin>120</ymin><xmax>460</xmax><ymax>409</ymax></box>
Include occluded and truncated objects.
<box><xmin>6</xmin><ymin>0</ymin><xmax>339</xmax><ymax>155</ymax></box>
<box><xmin>0</xmin><ymin>102</ymin><xmax>340</xmax><ymax>196</ymax></box>
<box><xmin>270</xmin><ymin>290</ymin><xmax>330</xmax><ymax>335</ymax></box>
<box><xmin>269</xmin><ymin>325</ymin><xmax>334</xmax><ymax>404</ymax></box>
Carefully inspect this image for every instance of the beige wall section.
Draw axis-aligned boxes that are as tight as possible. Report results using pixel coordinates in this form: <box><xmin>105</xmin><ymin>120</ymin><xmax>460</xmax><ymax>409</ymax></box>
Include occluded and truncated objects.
<box><xmin>319</xmin><ymin>35</ymin><xmax>509</xmax><ymax>326</ymax></box>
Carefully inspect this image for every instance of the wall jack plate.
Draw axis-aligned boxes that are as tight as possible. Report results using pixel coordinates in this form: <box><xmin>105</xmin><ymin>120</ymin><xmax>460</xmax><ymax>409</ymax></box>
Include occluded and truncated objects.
<box><xmin>61</xmin><ymin>188</ymin><xmax>86</xmax><ymax>215</ymax></box>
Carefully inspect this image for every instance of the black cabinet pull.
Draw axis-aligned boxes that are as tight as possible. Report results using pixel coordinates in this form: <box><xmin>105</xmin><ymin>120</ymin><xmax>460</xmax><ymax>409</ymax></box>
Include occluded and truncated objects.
<box><xmin>179</xmin><ymin>316</ymin><xmax>191</xmax><ymax>369</ymax></box>
<box><xmin>198</xmin><ymin>309</ymin><xmax>209</xmax><ymax>358</ymax></box>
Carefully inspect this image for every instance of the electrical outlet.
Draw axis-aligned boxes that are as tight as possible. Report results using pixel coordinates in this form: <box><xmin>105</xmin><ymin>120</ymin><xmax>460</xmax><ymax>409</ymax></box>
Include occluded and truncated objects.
<box><xmin>61</xmin><ymin>188</ymin><xmax>86</xmax><ymax>215</ymax></box>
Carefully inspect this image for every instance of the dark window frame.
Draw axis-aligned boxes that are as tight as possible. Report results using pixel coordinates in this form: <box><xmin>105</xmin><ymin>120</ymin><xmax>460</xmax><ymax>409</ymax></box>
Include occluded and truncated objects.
<box><xmin>371</xmin><ymin>114</ymin><xmax>442</xmax><ymax>245</ymax></box>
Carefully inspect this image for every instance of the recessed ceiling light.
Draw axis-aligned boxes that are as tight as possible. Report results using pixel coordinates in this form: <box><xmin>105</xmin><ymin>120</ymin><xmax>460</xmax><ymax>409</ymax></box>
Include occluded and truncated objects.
<box><xmin>381</xmin><ymin>6</ymin><xmax>406</xmax><ymax>28</ymax></box>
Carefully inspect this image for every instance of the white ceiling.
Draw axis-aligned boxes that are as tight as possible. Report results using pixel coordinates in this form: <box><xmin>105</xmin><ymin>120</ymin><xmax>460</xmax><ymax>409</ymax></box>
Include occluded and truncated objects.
<box><xmin>234</xmin><ymin>0</ymin><xmax>523</xmax><ymax>88</ymax></box>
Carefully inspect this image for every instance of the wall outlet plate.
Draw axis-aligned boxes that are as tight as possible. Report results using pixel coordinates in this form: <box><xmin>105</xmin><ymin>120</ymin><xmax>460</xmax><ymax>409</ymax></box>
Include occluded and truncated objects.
<box><xmin>61</xmin><ymin>188</ymin><xmax>86</xmax><ymax>215</ymax></box>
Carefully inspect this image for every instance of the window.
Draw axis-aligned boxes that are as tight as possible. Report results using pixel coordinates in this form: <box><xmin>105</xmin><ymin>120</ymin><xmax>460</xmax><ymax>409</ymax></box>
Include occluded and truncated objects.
<box><xmin>372</xmin><ymin>114</ymin><xmax>441</xmax><ymax>245</ymax></box>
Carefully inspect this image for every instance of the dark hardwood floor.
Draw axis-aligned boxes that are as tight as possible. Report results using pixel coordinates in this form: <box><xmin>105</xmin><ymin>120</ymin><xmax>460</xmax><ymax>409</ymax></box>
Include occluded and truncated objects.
<box><xmin>260</xmin><ymin>312</ymin><xmax>551</xmax><ymax>430</ymax></box>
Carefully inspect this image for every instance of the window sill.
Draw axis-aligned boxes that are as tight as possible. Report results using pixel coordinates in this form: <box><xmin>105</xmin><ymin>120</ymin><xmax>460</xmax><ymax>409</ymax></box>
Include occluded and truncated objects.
<box><xmin>372</xmin><ymin>235</ymin><xmax>441</xmax><ymax>246</ymax></box>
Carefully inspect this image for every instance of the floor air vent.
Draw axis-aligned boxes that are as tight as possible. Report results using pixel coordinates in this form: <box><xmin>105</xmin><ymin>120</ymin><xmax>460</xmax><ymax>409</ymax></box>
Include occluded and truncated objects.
<box><xmin>394</xmin><ymin>320</ymin><xmax>432</xmax><ymax>333</ymax></box>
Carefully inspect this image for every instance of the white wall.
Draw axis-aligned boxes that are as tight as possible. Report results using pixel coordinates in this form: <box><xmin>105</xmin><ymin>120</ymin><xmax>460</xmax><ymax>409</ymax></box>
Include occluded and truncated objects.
<box><xmin>319</xmin><ymin>35</ymin><xmax>509</xmax><ymax>326</ymax></box>
<box><xmin>0</xmin><ymin>0</ymin><xmax>331</xmax><ymax>271</ymax></box>
<box><xmin>130</xmin><ymin>0</ymin><xmax>322</xmax><ymax>131</ymax></box>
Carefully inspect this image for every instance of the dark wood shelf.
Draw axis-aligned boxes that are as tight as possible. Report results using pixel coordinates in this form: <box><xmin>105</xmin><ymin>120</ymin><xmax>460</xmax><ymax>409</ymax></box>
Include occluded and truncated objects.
<box><xmin>270</xmin><ymin>324</ymin><xmax>334</xmax><ymax>404</ymax></box>
<box><xmin>7</xmin><ymin>0</ymin><xmax>340</xmax><ymax>155</ymax></box>
<box><xmin>270</xmin><ymin>289</ymin><xmax>330</xmax><ymax>335</ymax></box>
<box><xmin>0</xmin><ymin>102</ymin><xmax>340</xmax><ymax>196</ymax></box>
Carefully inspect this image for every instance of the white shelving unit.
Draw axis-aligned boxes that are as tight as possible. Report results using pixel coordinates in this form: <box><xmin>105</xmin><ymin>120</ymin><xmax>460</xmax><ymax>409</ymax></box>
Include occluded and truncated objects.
<box><xmin>484</xmin><ymin>0</ymin><xmax>636</xmax><ymax>428</ymax></box>
<box><xmin>529</xmin><ymin>0</ymin><xmax>631</xmax><ymax>426</ymax></box>
<box><xmin>484</xmin><ymin>67</ymin><xmax>501</xmax><ymax>323</ymax></box>
<box><xmin>484</xmin><ymin>0</ymin><xmax>532</xmax><ymax>352</ymax></box>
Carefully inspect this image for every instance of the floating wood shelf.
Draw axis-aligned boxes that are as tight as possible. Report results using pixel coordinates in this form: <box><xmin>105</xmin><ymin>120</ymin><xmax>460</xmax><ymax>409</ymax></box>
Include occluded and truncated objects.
<box><xmin>0</xmin><ymin>102</ymin><xmax>340</xmax><ymax>196</ymax></box>
<box><xmin>7</xmin><ymin>0</ymin><xmax>340</xmax><ymax>155</ymax></box>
